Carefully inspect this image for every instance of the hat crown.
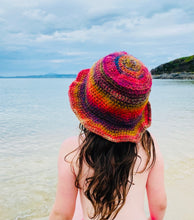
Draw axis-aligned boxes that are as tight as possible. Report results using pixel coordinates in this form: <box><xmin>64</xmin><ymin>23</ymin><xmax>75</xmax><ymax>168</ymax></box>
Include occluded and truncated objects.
<box><xmin>91</xmin><ymin>51</ymin><xmax>151</xmax><ymax>90</ymax></box>
<box><xmin>87</xmin><ymin>52</ymin><xmax>152</xmax><ymax>107</ymax></box>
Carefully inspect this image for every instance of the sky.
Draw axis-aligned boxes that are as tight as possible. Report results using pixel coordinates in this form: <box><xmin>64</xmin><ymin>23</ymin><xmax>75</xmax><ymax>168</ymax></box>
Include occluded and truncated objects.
<box><xmin>0</xmin><ymin>0</ymin><xmax>194</xmax><ymax>76</ymax></box>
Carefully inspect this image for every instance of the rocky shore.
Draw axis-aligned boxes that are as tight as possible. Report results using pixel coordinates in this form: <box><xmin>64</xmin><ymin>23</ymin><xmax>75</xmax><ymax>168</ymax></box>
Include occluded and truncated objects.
<box><xmin>152</xmin><ymin>72</ymin><xmax>194</xmax><ymax>79</ymax></box>
<box><xmin>151</xmin><ymin>54</ymin><xmax>194</xmax><ymax>79</ymax></box>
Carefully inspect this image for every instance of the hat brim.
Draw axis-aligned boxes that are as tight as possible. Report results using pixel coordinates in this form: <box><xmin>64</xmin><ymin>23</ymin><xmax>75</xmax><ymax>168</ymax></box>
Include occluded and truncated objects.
<box><xmin>68</xmin><ymin>69</ymin><xmax>151</xmax><ymax>143</ymax></box>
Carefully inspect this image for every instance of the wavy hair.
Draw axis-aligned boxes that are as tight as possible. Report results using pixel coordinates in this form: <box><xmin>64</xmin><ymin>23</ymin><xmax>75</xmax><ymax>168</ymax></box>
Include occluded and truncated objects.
<box><xmin>67</xmin><ymin>124</ymin><xmax>156</xmax><ymax>220</ymax></box>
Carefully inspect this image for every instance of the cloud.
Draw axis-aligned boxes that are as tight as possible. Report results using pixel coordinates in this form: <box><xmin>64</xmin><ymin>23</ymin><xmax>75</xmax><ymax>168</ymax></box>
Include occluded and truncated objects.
<box><xmin>50</xmin><ymin>59</ymin><xmax>66</xmax><ymax>63</ymax></box>
<box><xmin>32</xmin><ymin>8</ymin><xmax>194</xmax><ymax>45</ymax></box>
<box><xmin>0</xmin><ymin>0</ymin><xmax>194</xmax><ymax>75</ymax></box>
<box><xmin>136</xmin><ymin>23</ymin><xmax>194</xmax><ymax>38</ymax></box>
<box><xmin>23</xmin><ymin>9</ymin><xmax>56</xmax><ymax>22</ymax></box>
<box><xmin>35</xmin><ymin>30</ymin><xmax>89</xmax><ymax>43</ymax></box>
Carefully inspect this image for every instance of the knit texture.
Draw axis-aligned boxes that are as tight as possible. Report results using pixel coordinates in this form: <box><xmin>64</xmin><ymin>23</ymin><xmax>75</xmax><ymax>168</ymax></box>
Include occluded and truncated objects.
<box><xmin>68</xmin><ymin>51</ymin><xmax>152</xmax><ymax>143</ymax></box>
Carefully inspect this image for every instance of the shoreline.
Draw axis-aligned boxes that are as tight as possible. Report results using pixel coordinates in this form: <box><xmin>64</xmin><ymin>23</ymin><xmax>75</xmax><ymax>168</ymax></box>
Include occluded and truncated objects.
<box><xmin>152</xmin><ymin>72</ymin><xmax>194</xmax><ymax>79</ymax></box>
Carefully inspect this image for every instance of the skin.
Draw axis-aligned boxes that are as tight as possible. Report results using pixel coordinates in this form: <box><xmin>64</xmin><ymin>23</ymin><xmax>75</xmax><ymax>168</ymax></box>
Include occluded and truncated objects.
<box><xmin>49</xmin><ymin>135</ymin><xmax>167</xmax><ymax>220</ymax></box>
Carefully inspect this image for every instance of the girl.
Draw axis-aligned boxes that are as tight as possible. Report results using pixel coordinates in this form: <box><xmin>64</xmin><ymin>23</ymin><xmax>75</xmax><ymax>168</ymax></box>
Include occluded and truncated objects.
<box><xmin>49</xmin><ymin>52</ymin><xmax>167</xmax><ymax>220</ymax></box>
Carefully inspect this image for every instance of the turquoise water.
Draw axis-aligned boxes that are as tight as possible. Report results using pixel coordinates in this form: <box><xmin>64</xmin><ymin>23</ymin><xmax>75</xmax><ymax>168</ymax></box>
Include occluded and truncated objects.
<box><xmin>0</xmin><ymin>79</ymin><xmax>194</xmax><ymax>220</ymax></box>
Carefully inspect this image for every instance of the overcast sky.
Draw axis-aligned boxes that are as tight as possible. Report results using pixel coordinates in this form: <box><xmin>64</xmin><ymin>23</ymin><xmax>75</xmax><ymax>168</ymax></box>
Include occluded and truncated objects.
<box><xmin>0</xmin><ymin>0</ymin><xmax>194</xmax><ymax>76</ymax></box>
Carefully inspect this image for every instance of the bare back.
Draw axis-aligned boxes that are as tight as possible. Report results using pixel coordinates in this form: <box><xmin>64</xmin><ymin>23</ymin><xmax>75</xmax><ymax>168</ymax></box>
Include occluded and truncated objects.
<box><xmin>74</xmin><ymin>141</ymin><xmax>150</xmax><ymax>220</ymax></box>
<box><xmin>49</xmin><ymin>135</ymin><xmax>166</xmax><ymax>220</ymax></box>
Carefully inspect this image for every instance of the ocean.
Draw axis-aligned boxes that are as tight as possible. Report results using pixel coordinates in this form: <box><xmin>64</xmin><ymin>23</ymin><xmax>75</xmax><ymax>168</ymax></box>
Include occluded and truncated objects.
<box><xmin>0</xmin><ymin>78</ymin><xmax>194</xmax><ymax>220</ymax></box>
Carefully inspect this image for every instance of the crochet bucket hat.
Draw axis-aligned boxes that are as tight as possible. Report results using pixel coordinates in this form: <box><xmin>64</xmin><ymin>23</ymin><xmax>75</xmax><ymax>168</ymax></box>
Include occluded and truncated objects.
<box><xmin>68</xmin><ymin>51</ymin><xmax>152</xmax><ymax>143</ymax></box>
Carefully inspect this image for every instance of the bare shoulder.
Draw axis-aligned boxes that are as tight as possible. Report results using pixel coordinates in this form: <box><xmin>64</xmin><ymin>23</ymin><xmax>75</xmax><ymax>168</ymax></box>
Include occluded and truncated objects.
<box><xmin>148</xmin><ymin>132</ymin><xmax>165</xmax><ymax>170</ymax></box>
<box><xmin>59</xmin><ymin>136</ymin><xmax>80</xmax><ymax>162</ymax></box>
<box><xmin>149</xmin><ymin>132</ymin><xmax>163</xmax><ymax>159</ymax></box>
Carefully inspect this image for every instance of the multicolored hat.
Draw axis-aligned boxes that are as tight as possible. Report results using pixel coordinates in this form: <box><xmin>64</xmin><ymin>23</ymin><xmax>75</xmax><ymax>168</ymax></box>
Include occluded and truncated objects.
<box><xmin>68</xmin><ymin>51</ymin><xmax>152</xmax><ymax>143</ymax></box>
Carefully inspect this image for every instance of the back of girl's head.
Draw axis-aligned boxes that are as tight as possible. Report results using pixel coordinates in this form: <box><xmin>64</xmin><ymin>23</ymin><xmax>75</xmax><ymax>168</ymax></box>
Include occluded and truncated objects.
<box><xmin>68</xmin><ymin>51</ymin><xmax>152</xmax><ymax>143</ymax></box>
<box><xmin>68</xmin><ymin>52</ymin><xmax>155</xmax><ymax>219</ymax></box>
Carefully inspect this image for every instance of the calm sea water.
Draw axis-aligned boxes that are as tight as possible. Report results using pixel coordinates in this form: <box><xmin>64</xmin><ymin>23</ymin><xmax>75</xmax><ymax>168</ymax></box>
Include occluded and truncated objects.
<box><xmin>0</xmin><ymin>79</ymin><xmax>194</xmax><ymax>220</ymax></box>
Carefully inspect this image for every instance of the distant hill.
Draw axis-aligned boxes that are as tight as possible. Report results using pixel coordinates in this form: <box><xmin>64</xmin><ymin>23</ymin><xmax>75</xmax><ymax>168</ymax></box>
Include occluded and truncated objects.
<box><xmin>151</xmin><ymin>55</ymin><xmax>194</xmax><ymax>79</ymax></box>
<box><xmin>0</xmin><ymin>73</ymin><xmax>77</xmax><ymax>78</ymax></box>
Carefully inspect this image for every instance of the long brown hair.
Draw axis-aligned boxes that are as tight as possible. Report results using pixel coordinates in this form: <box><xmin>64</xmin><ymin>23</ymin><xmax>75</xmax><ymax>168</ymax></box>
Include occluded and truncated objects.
<box><xmin>68</xmin><ymin>124</ymin><xmax>156</xmax><ymax>219</ymax></box>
